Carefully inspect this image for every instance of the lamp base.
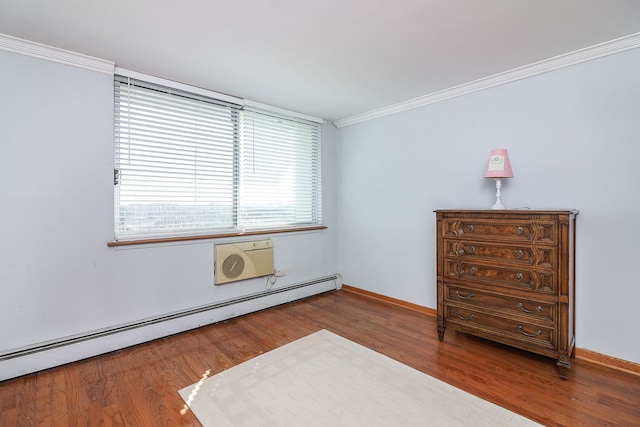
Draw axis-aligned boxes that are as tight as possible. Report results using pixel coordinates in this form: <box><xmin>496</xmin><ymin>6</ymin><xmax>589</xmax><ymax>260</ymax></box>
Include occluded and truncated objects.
<box><xmin>491</xmin><ymin>178</ymin><xmax>507</xmax><ymax>210</ymax></box>
<box><xmin>491</xmin><ymin>199</ymin><xmax>506</xmax><ymax>210</ymax></box>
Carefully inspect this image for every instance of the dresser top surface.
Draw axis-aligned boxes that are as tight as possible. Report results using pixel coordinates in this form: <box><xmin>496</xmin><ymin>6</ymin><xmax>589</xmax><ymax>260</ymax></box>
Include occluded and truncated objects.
<box><xmin>435</xmin><ymin>209</ymin><xmax>579</xmax><ymax>215</ymax></box>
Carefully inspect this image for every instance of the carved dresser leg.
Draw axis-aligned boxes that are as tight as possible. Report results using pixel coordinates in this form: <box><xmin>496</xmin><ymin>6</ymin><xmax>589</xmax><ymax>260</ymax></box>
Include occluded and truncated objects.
<box><xmin>557</xmin><ymin>359</ymin><xmax>571</xmax><ymax>381</ymax></box>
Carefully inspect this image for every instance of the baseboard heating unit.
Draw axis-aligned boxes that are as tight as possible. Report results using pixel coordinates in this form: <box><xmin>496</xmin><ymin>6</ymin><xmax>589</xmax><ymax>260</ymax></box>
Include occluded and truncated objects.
<box><xmin>0</xmin><ymin>274</ymin><xmax>342</xmax><ymax>381</ymax></box>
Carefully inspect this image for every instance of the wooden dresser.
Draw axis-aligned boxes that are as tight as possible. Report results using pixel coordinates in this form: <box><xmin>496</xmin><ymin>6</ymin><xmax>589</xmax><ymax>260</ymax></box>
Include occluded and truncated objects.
<box><xmin>435</xmin><ymin>209</ymin><xmax>578</xmax><ymax>379</ymax></box>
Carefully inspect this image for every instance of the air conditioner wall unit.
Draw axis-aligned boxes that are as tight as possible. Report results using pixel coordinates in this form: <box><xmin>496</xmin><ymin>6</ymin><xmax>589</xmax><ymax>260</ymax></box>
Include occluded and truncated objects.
<box><xmin>214</xmin><ymin>239</ymin><xmax>274</xmax><ymax>285</ymax></box>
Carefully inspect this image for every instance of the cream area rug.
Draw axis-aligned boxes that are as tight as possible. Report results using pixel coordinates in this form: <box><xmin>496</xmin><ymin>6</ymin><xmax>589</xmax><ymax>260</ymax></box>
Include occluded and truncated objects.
<box><xmin>179</xmin><ymin>329</ymin><xmax>541</xmax><ymax>426</ymax></box>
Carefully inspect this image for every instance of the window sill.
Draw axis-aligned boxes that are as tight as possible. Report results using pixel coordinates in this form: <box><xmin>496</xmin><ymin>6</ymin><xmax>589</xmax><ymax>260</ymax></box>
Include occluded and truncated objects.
<box><xmin>107</xmin><ymin>225</ymin><xmax>327</xmax><ymax>247</ymax></box>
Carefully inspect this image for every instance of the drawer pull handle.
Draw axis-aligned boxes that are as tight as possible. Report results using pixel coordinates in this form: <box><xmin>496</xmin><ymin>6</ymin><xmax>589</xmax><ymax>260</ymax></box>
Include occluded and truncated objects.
<box><xmin>455</xmin><ymin>290</ymin><xmax>475</xmax><ymax>300</ymax></box>
<box><xmin>516</xmin><ymin>302</ymin><xmax>543</xmax><ymax>313</ymax></box>
<box><xmin>455</xmin><ymin>310</ymin><xmax>475</xmax><ymax>321</ymax></box>
<box><xmin>515</xmin><ymin>226</ymin><xmax>524</xmax><ymax>235</ymax></box>
<box><xmin>467</xmin><ymin>266</ymin><xmax>477</xmax><ymax>275</ymax></box>
<box><xmin>516</xmin><ymin>273</ymin><xmax>524</xmax><ymax>282</ymax></box>
<box><xmin>514</xmin><ymin>249</ymin><xmax>524</xmax><ymax>259</ymax></box>
<box><xmin>458</xmin><ymin>246</ymin><xmax>476</xmax><ymax>257</ymax></box>
<box><xmin>518</xmin><ymin>325</ymin><xmax>542</xmax><ymax>337</ymax></box>
<box><xmin>466</xmin><ymin>224</ymin><xmax>475</xmax><ymax>233</ymax></box>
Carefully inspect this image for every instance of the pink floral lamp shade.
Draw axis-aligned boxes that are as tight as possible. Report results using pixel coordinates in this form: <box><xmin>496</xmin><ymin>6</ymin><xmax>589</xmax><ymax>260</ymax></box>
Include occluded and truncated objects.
<box><xmin>484</xmin><ymin>148</ymin><xmax>513</xmax><ymax>178</ymax></box>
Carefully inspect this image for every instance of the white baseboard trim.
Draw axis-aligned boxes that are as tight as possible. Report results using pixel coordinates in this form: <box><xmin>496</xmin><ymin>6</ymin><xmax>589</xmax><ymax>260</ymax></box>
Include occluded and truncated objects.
<box><xmin>0</xmin><ymin>275</ymin><xmax>341</xmax><ymax>382</ymax></box>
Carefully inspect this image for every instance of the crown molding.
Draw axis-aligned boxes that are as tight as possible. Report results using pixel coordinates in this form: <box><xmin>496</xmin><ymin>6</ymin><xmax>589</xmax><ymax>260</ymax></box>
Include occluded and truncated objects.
<box><xmin>0</xmin><ymin>33</ymin><xmax>114</xmax><ymax>74</ymax></box>
<box><xmin>334</xmin><ymin>32</ymin><xmax>640</xmax><ymax>128</ymax></box>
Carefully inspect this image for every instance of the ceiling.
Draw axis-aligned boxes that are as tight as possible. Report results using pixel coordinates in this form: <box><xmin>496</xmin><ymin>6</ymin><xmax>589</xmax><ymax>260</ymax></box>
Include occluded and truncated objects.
<box><xmin>1</xmin><ymin>1</ymin><xmax>640</xmax><ymax>123</ymax></box>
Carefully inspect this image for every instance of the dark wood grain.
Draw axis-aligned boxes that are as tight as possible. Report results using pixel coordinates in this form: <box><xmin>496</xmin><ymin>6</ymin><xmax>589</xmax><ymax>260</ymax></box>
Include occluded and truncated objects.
<box><xmin>435</xmin><ymin>210</ymin><xmax>578</xmax><ymax>379</ymax></box>
<box><xmin>1</xmin><ymin>288</ymin><xmax>638</xmax><ymax>426</ymax></box>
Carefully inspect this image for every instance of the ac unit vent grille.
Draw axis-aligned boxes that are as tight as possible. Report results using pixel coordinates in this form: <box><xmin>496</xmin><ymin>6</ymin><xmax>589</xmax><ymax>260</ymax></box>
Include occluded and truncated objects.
<box><xmin>214</xmin><ymin>239</ymin><xmax>274</xmax><ymax>285</ymax></box>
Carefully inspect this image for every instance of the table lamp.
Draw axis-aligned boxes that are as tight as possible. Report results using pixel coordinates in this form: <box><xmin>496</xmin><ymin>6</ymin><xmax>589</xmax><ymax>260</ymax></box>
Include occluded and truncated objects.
<box><xmin>484</xmin><ymin>148</ymin><xmax>513</xmax><ymax>210</ymax></box>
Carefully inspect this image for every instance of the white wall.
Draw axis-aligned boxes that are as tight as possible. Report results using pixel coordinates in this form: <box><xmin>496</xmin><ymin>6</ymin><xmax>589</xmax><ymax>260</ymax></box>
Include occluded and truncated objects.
<box><xmin>2</xmin><ymin>36</ymin><xmax>638</xmax><ymax>378</ymax></box>
<box><xmin>0</xmin><ymin>48</ymin><xmax>339</xmax><ymax>378</ymax></box>
<box><xmin>337</xmin><ymin>47</ymin><xmax>640</xmax><ymax>364</ymax></box>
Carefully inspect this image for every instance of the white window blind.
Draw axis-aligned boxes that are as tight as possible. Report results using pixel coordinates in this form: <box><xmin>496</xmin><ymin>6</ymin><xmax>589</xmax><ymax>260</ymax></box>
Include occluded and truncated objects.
<box><xmin>239</xmin><ymin>108</ymin><xmax>322</xmax><ymax>229</ymax></box>
<box><xmin>114</xmin><ymin>75</ymin><xmax>322</xmax><ymax>241</ymax></box>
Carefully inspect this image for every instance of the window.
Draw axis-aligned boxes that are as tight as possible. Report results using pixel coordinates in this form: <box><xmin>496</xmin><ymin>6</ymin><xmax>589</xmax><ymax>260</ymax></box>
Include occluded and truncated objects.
<box><xmin>113</xmin><ymin>73</ymin><xmax>322</xmax><ymax>242</ymax></box>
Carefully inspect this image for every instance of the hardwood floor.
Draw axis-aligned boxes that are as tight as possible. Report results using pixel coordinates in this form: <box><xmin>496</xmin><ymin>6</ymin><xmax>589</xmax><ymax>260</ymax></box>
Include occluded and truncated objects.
<box><xmin>1</xmin><ymin>289</ymin><xmax>639</xmax><ymax>426</ymax></box>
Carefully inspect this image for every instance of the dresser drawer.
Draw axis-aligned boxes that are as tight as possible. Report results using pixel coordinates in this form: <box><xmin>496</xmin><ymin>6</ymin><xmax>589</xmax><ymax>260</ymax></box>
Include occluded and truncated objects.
<box><xmin>444</xmin><ymin>259</ymin><xmax>556</xmax><ymax>293</ymax></box>
<box><xmin>445</xmin><ymin>285</ymin><xmax>555</xmax><ymax>323</ymax></box>
<box><xmin>442</xmin><ymin>218</ymin><xmax>557</xmax><ymax>244</ymax></box>
<box><xmin>443</xmin><ymin>239</ymin><xmax>557</xmax><ymax>269</ymax></box>
<box><xmin>445</xmin><ymin>306</ymin><xmax>556</xmax><ymax>350</ymax></box>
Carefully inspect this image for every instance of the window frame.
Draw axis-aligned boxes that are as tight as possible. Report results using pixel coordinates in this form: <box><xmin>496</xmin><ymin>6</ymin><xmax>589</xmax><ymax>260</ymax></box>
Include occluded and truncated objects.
<box><xmin>110</xmin><ymin>69</ymin><xmax>324</xmax><ymax>246</ymax></box>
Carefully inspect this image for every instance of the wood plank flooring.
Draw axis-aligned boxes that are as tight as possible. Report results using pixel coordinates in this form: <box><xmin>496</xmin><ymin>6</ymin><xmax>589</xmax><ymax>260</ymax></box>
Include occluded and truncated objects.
<box><xmin>1</xmin><ymin>288</ymin><xmax>639</xmax><ymax>426</ymax></box>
